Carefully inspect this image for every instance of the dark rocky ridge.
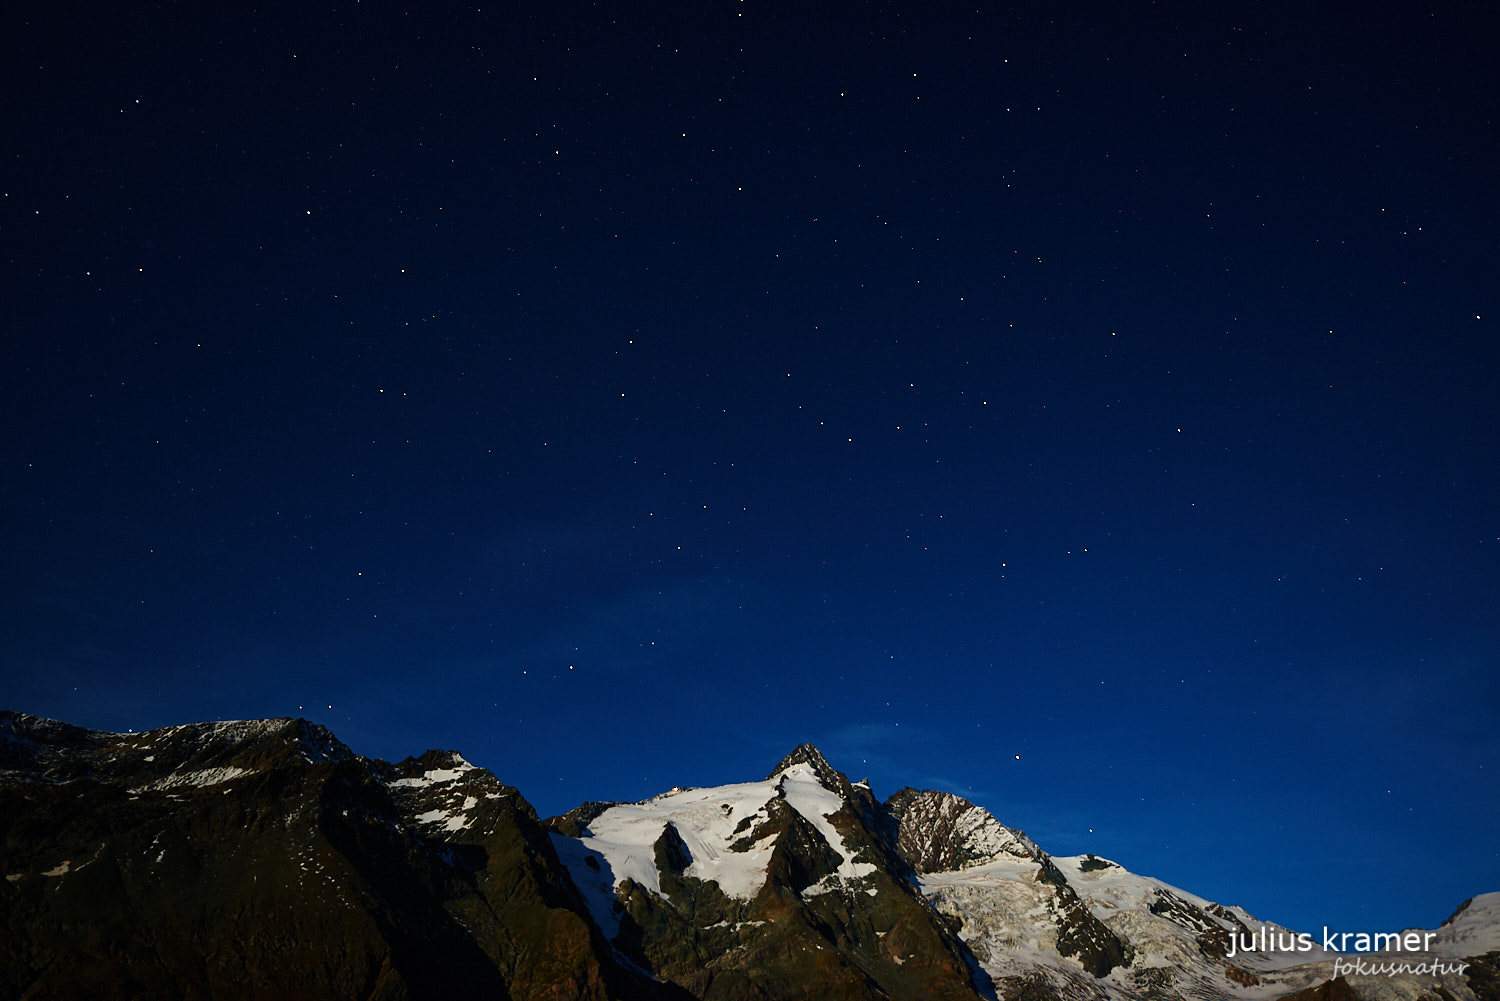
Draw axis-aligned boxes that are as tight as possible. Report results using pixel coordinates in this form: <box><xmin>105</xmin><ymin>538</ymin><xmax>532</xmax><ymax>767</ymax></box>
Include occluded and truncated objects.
<box><xmin>0</xmin><ymin>711</ymin><xmax>657</xmax><ymax>1001</ymax></box>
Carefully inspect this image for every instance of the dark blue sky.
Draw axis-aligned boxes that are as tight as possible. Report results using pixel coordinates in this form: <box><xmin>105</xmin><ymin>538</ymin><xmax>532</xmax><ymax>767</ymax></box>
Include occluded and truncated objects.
<box><xmin>4</xmin><ymin>1</ymin><xmax>1496</xmax><ymax>935</ymax></box>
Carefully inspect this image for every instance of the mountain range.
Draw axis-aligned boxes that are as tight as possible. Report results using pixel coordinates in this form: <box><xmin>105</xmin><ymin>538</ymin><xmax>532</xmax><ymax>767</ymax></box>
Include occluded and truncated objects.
<box><xmin>2</xmin><ymin>710</ymin><xmax>1495</xmax><ymax>1001</ymax></box>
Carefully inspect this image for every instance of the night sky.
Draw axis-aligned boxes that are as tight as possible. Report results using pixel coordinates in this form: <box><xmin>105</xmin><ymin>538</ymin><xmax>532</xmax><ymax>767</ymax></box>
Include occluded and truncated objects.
<box><xmin>4</xmin><ymin>1</ymin><xmax>1497</xmax><ymax>936</ymax></box>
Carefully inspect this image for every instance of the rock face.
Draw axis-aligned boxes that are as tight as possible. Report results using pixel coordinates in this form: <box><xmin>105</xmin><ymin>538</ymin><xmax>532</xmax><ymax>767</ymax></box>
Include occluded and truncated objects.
<box><xmin>886</xmin><ymin>787</ymin><xmax>1040</xmax><ymax>874</ymax></box>
<box><xmin>885</xmin><ymin>788</ymin><xmax>1129</xmax><ymax>982</ymax></box>
<box><xmin>3</xmin><ymin>710</ymin><xmax>1498</xmax><ymax>1001</ymax></box>
<box><xmin>0</xmin><ymin>712</ymin><xmax>655</xmax><ymax>1001</ymax></box>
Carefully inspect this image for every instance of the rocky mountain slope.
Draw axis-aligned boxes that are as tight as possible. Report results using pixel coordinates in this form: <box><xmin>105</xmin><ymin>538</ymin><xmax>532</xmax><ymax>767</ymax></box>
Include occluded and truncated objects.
<box><xmin>0</xmin><ymin>712</ymin><xmax>655</xmax><ymax>1000</ymax></box>
<box><xmin>2</xmin><ymin>711</ymin><xmax>1495</xmax><ymax>1001</ymax></box>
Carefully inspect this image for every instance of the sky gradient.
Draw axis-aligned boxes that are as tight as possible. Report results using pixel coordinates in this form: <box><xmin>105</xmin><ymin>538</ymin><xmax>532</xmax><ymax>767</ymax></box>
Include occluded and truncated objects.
<box><xmin>4</xmin><ymin>1</ymin><xmax>1497</xmax><ymax>936</ymax></box>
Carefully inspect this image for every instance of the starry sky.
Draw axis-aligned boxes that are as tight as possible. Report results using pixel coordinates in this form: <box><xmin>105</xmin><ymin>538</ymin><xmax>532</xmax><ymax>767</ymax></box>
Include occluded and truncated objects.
<box><xmin>4</xmin><ymin>1</ymin><xmax>1497</xmax><ymax>936</ymax></box>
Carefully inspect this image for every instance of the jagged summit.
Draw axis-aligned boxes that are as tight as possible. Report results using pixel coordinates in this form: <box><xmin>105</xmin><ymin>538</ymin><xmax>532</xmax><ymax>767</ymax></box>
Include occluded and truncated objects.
<box><xmin>766</xmin><ymin>742</ymin><xmax>846</xmax><ymax>790</ymax></box>
<box><xmin>886</xmin><ymin>787</ymin><xmax>1040</xmax><ymax>873</ymax></box>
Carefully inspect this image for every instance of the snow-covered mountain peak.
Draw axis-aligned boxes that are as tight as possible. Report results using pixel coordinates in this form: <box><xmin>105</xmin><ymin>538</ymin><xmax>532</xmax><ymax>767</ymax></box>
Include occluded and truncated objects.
<box><xmin>387</xmin><ymin>748</ymin><xmax>476</xmax><ymax>788</ymax></box>
<box><xmin>551</xmin><ymin>753</ymin><xmax>888</xmax><ymax>940</ymax></box>
<box><xmin>765</xmin><ymin>742</ymin><xmax>846</xmax><ymax>792</ymax></box>
<box><xmin>549</xmin><ymin>775</ymin><xmax>784</xmax><ymax>936</ymax></box>
<box><xmin>1433</xmin><ymin>891</ymin><xmax>1500</xmax><ymax>957</ymax></box>
<box><xmin>886</xmin><ymin>787</ymin><xmax>1039</xmax><ymax>874</ymax></box>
